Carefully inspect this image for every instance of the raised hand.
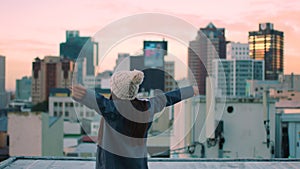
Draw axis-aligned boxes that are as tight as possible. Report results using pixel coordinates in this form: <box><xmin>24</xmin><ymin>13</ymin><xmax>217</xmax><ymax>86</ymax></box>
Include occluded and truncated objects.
<box><xmin>70</xmin><ymin>84</ymin><xmax>87</xmax><ymax>100</ymax></box>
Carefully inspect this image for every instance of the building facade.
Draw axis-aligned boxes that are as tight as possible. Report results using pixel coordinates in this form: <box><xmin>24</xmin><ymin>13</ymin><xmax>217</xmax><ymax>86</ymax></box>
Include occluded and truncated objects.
<box><xmin>164</xmin><ymin>61</ymin><xmax>176</xmax><ymax>92</ymax></box>
<box><xmin>172</xmin><ymin>96</ymin><xmax>276</xmax><ymax>158</ymax></box>
<box><xmin>212</xmin><ymin>59</ymin><xmax>264</xmax><ymax>97</ymax></box>
<box><xmin>60</xmin><ymin>30</ymin><xmax>99</xmax><ymax>83</ymax></box>
<box><xmin>114</xmin><ymin>53</ymin><xmax>130</xmax><ymax>71</ymax></box>
<box><xmin>15</xmin><ymin>76</ymin><xmax>32</xmax><ymax>100</ymax></box>
<box><xmin>0</xmin><ymin>109</ymin><xmax>8</xmax><ymax>161</ymax></box>
<box><xmin>246</xmin><ymin>80</ymin><xmax>279</xmax><ymax>97</ymax></box>
<box><xmin>0</xmin><ymin>56</ymin><xmax>7</xmax><ymax>109</ymax></box>
<box><xmin>249</xmin><ymin>23</ymin><xmax>284</xmax><ymax>80</ymax></box>
<box><xmin>226</xmin><ymin>42</ymin><xmax>249</xmax><ymax>60</ymax></box>
<box><xmin>279</xmin><ymin>73</ymin><xmax>300</xmax><ymax>91</ymax></box>
<box><xmin>8</xmin><ymin>112</ymin><xmax>63</xmax><ymax>156</ymax></box>
<box><xmin>48</xmin><ymin>88</ymin><xmax>98</xmax><ymax>122</ymax></box>
<box><xmin>31</xmin><ymin>56</ymin><xmax>74</xmax><ymax>104</ymax></box>
<box><xmin>188</xmin><ymin>23</ymin><xmax>226</xmax><ymax>95</ymax></box>
<box><xmin>97</xmin><ymin>70</ymin><xmax>113</xmax><ymax>89</ymax></box>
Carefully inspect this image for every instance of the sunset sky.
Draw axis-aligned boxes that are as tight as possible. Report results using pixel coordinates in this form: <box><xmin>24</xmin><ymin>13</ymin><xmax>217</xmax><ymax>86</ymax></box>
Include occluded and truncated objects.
<box><xmin>0</xmin><ymin>0</ymin><xmax>300</xmax><ymax>91</ymax></box>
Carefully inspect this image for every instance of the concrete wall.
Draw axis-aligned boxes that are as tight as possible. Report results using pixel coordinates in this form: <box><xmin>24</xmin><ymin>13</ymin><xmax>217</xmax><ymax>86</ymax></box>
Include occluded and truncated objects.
<box><xmin>64</xmin><ymin>121</ymin><xmax>81</xmax><ymax>135</ymax></box>
<box><xmin>191</xmin><ymin>98</ymin><xmax>276</xmax><ymax>158</ymax></box>
<box><xmin>42</xmin><ymin>113</ymin><xmax>63</xmax><ymax>156</ymax></box>
<box><xmin>172</xmin><ymin>97</ymin><xmax>276</xmax><ymax>158</ymax></box>
<box><xmin>171</xmin><ymin>99</ymin><xmax>193</xmax><ymax>158</ymax></box>
<box><xmin>8</xmin><ymin>112</ymin><xmax>42</xmax><ymax>156</ymax></box>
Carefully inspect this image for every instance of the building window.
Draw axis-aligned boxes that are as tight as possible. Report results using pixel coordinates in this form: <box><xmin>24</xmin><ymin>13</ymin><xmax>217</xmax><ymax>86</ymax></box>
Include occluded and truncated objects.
<box><xmin>59</xmin><ymin>103</ymin><xmax>63</xmax><ymax>107</ymax></box>
<box><xmin>65</xmin><ymin>111</ymin><xmax>69</xmax><ymax>117</ymax></box>
<box><xmin>54</xmin><ymin>111</ymin><xmax>57</xmax><ymax>116</ymax></box>
<box><xmin>91</xmin><ymin>112</ymin><xmax>95</xmax><ymax>117</ymax></box>
<box><xmin>54</xmin><ymin>102</ymin><xmax>58</xmax><ymax>107</ymax></box>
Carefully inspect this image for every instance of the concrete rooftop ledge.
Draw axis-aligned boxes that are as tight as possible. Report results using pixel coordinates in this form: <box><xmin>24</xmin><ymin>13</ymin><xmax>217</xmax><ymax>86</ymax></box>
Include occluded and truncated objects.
<box><xmin>1</xmin><ymin>156</ymin><xmax>300</xmax><ymax>169</ymax></box>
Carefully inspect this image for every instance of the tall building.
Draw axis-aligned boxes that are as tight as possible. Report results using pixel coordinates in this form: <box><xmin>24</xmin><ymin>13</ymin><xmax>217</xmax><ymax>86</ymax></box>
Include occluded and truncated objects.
<box><xmin>226</xmin><ymin>42</ymin><xmax>249</xmax><ymax>60</ymax></box>
<box><xmin>16</xmin><ymin>76</ymin><xmax>32</xmax><ymax>100</ymax></box>
<box><xmin>112</xmin><ymin>41</ymin><xmax>168</xmax><ymax>93</ymax></box>
<box><xmin>249</xmin><ymin>23</ymin><xmax>284</xmax><ymax>80</ymax></box>
<box><xmin>60</xmin><ymin>30</ymin><xmax>99</xmax><ymax>83</ymax></box>
<box><xmin>0</xmin><ymin>56</ymin><xmax>7</xmax><ymax>109</ymax></box>
<box><xmin>130</xmin><ymin>55</ymin><xmax>166</xmax><ymax>93</ymax></box>
<box><xmin>164</xmin><ymin>61</ymin><xmax>176</xmax><ymax>92</ymax></box>
<box><xmin>31</xmin><ymin>56</ymin><xmax>74</xmax><ymax>104</ymax></box>
<box><xmin>188</xmin><ymin>23</ymin><xmax>226</xmax><ymax>95</ymax></box>
<box><xmin>212</xmin><ymin>59</ymin><xmax>264</xmax><ymax>97</ymax></box>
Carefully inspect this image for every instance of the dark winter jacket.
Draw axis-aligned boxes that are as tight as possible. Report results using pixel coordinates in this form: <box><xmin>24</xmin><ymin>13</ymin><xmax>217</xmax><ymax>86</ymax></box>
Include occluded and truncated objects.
<box><xmin>77</xmin><ymin>86</ymin><xmax>194</xmax><ymax>169</ymax></box>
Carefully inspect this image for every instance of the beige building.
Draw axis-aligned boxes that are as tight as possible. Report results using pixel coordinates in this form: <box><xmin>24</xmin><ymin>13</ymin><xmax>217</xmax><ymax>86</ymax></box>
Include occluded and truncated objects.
<box><xmin>8</xmin><ymin>112</ymin><xmax>63</xmax><ymax>156</ymax></box>
<box><xmin>31</xmin><ymin>56</ymin><xmax>74</xmax><ymax>104</ymax></box>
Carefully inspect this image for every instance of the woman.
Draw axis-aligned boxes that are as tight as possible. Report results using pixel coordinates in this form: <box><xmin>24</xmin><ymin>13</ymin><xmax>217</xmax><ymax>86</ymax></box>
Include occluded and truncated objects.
<box><xmin>71</xmin><ymin>70</ymin><xmax>198</xmax><ymax>169</ymax></box>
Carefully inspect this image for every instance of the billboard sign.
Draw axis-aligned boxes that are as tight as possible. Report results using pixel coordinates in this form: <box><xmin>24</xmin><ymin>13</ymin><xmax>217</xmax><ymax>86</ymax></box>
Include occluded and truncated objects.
<box><xmin>144</xmin><ymin>41</ymin><xmax>167</xmax><ymax>68</ymax></box>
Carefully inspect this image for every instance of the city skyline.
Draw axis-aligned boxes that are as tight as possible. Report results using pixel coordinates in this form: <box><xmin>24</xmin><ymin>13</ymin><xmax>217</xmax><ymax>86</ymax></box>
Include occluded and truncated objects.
<box><xmin>1</xmin><ymin>0</ymin><xmax>300</xmax><ymax>90</ymax></box>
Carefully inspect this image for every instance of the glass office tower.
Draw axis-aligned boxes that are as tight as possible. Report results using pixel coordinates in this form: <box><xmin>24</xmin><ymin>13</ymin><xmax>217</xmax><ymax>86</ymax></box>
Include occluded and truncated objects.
<box><xmin>249</xmin><ymin>23</ymin><xmax>284</xmax><ymax>80</ymax></box>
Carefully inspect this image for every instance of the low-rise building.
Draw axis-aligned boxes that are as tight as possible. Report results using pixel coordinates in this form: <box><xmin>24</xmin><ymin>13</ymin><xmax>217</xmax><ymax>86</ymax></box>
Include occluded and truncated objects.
<box><xmin>49</xmin><ymin>88</ymin><xmax>97</xmax><ymax>122</ymax></box>
<box><xmin>8</xmin><ymin>112</ymin><xmax>63</xmax><ymax>156</ymax></box>
<box><xmin>172</xmin><ymin>93</ymin><xmax>277</xmax><ymax>158</ymax></box>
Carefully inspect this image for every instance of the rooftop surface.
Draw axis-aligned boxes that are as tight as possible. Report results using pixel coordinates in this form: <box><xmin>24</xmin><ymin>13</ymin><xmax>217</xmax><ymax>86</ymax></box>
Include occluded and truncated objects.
<box><xmin>1</xmin><ymin>156</ymin><xmax>300</xmax><ymax>169</ymax></box>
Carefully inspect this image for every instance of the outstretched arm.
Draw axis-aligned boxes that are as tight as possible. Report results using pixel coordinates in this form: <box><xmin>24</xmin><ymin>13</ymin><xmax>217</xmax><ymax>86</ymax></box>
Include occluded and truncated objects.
<box><xmin>149</xmin><ymin>86</ymin><xmax>198</xmax><ymax>114</ymax></box>
<box><xmin>71</xmin><ymin>85</ymin><xmax>114</xmax><ymax>115</ymax></box>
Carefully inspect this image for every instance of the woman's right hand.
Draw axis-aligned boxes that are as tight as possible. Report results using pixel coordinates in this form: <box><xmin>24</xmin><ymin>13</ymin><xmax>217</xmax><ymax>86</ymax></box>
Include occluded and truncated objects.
<box><xmin>70</xmin><ymin>84</ymin><xmax>87</xmax><ymax>100</ymax></box>
<box><xmin>193</xmin><ymin>86</ymin><xmax>199</xmax><ymax>96</ymax></box>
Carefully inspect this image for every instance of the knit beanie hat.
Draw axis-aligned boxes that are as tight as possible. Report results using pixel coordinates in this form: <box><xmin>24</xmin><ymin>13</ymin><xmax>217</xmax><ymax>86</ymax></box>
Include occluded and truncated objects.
<box><xmin>110</xmin><ymin>70</ymin><xmax>144</xmax><ymax>100</ymax></box>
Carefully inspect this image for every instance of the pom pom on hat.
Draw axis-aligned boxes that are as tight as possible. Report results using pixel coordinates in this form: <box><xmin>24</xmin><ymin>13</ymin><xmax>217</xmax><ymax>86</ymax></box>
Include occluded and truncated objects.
<box><xmin>110</xmin><ymin>70</ymin><xmax>144</xmax><ymax>100</ymax></box>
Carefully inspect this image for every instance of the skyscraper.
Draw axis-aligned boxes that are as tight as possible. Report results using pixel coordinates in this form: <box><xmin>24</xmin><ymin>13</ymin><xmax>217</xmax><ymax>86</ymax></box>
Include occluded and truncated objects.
<box><xmin>188</xmin><ymin>23</ymin><xmax>226</xmax><ymax>95</ymax></box>
<box><xmin>31</xmin><ymin>56</ymin><xmax>74</xmax><ymax>104</ymax></box>
<box><xmin>60</xmin><ymin>30</ymin><xmax>99</xmax><ymax>83</ymax></box>
<box><xmin>249</xmin><ymin>23</ymin><xmax>284</xmax><ymax>80</ymax></box>
<box><xmin>0</xmin><ymin>55</ymin><xmax>6</xmax><ymax>108</ymax></box>
<box><xmin>16</xmin><ymin>76</ymin><xmax>32</xmax><ymax>100</ymax></box>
